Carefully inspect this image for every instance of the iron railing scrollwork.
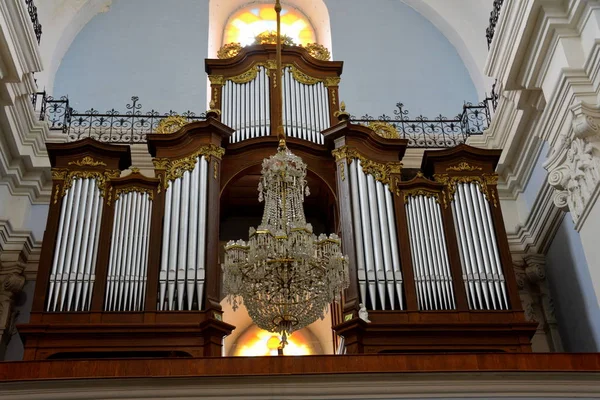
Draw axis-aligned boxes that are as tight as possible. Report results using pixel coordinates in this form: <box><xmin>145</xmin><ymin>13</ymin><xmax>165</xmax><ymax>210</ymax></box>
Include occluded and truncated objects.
<box><xmin>25</xmin><ymin>0</ymin><xmax>42</xmax><ymax>43</ymax></box>
<box><xmin>350</xmin><ymin>98</ymin><xmax>494</xmax><ymax>148</ymax></box>
<box><xmin>33</xmin><ymin>93</ymin><xmax>207</xmax><ymax>143</ymax></box>
<box><xmin>486</xmin><ymin>0</ymin><xmax>504</xmax><ymax>49</ymax></box>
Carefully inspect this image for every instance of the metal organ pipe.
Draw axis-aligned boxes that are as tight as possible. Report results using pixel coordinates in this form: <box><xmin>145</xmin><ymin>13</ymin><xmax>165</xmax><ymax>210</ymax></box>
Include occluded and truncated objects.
<box><xmin>86</xmin><ymin>184</ymin><xmax>103</xmax><ymax>310</ymax></box>
<box><xmin>479</xmin><ymin>187</ymin><xmax>509</xmax><ymax>308</ymax></box>
<box><xmin>431</xmin><ymin>197</ymin><xmax>455</xmax><ymax>309</ymax></box>
<box><xmin>384</xmin><ymin>188</ymin><xmax>404</xmax><ymax>309</ymax></box>
<box><xmin>356</xmin><ymin>161</ymin><xmax>376</xmax><ymax>309</ymax></box>
<box><xmin>452</xmin><ymin>188</ymin><xmax>480</xmax><ymax>309</ymax></box>
<box><xmin>105</xmin><ymin>190</ymin><xmax>153</xmax><ymax>312</ymax></box>
<box><xmin>177</xmin><ymin>171</ymin><xmax>191</xmax><ymax>310</ymax></box>
<box><xmin>187</xmin><ymin>163</ymin><xmax>200</xmax><ymax>310</ymax></box>
<box><xmin>74</xmin><ymin>181</ymin><xmax>96</xmax><ymax>311</ymax></box>
<box><xmin>405</xmin><ymin>200</ymin><xmax>425</xmax><ymax>308</ymax></box>
<box><xmin>376</xmin><ymin>181</ymin><xmax>395</xmax><ymax>309</ymax></box>
<box><xmin>348</xmin><ymin>161</ymin><xmax>367</xmax><ymax>306</ymax></box>
<box><xmin>156</xmin><ymin>156</ymin><xmax>208</xmax><ymax>311</ymax></box>
<box><xmin>196</xmin><ymin>157</ymin><xmax>208</xmax><ymax>309</ymax></box>
<box><xmin>366</xmin><ymin>174</ymin><xmax>386</xmax><ymax>309</ymax></box>
<box><xmin>46</xmin><ymin>178</ymin><xmax>103</xmax><ymax>312</ymax></box>
<box><xmin>159</xmin><ymin>186</ymin><xmax>172</xmax><ymax>311</ymax></box>
<box><xmin>348</xmin><ymin>161</ymin><xmax>404</xmax><ymax>311</ymax></box>
<box><xmin>67</xmin><ymin>178</ymin><xmax>89</xmax><ymax>311</ymax></box>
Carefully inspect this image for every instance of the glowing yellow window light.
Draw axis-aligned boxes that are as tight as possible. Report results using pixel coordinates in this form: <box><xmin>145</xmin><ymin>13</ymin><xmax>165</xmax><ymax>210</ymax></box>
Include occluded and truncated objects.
<box><xmin>224</xmin><ymin>4</ymin><xmax>316</xmax><ymax>47</ymax></box>
<box><xmin>235</xmin><ymin>328</ymin><xmax>312</xmax><ymax>356</ymax></box>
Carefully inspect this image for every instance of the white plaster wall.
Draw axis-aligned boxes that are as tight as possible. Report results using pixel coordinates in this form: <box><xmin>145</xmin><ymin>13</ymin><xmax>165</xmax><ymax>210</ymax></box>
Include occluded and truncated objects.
<box><xmin>53</xmin><ymin>0</ymin><xmax>210</xmax><ymax>113</ymax></box>
<box><xmin>545</xmin><ymin>215</ymin><xmax>600</xmax><ymax>352</ymax></box>
<box><xmin>50</xmin><ymin>0</ymin><xmax>481</xmax><ymax>119</ymax></box>
<box><xmin>326</xmin><ymin>0</ymin><xmax>478</xmax><ymax>117</ymax></box>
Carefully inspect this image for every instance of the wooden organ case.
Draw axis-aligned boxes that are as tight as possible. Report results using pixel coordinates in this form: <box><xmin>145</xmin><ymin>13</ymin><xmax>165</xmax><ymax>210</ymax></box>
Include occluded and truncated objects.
<box><xmin>19</xmin><ymin>44</ymin><xmax>536</xmax><ymax>360</ymax></box>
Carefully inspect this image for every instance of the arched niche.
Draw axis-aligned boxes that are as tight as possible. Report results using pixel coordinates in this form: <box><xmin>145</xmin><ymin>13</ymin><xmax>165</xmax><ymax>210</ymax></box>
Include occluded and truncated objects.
<box><xmin>208</xmin><ymin>0</ymin><xmax>333</xmax><ymax>58</ymax></box>
<box><xmin>219</xmin><ymin>138</ymin><xmax>338</xmax><ymax>244</ymax></box>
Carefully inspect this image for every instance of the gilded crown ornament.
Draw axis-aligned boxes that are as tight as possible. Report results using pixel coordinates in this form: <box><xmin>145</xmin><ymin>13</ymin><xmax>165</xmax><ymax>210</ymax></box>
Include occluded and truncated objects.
<box><xmin>222</xmin><ymin>0</ymin><xmax>349</xmax><ymax>354</ymax></box>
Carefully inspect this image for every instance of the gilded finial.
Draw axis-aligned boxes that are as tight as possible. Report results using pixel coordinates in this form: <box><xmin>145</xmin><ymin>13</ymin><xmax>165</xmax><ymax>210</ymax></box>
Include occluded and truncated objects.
<box><xmin>206</xmin><ymin>99</ymin><xmax>222</xmax><ymax>119</ymax></box>
<box><xmin>334</xmin><ymin>100</ymin><xmax>350</xmax><ymax>122</ymax></box>
<box><xmin>130</xmin><ymin>167</ymin><xmax>140</xmax><ymax>174</ymax></box>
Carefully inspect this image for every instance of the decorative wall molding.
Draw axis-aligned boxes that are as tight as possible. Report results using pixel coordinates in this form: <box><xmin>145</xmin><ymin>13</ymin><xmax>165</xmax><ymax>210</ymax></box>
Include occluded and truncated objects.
<box><xmin>545</xmin><ymin>102</ymin><xmax>600</xmax><ymax>227</ymax></box>
<box><xmin>513</xmin><ymin>253</ymin><xmax>563</xmax><ymax>352</ymax></box>
<box><xmin>0</xmin><ymin>219</ymin><xmax>40</xmax><ymax>359</ymax></box>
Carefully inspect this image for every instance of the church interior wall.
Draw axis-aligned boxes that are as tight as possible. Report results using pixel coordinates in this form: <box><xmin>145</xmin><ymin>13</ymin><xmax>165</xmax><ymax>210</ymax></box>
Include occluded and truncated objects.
<box><xmin>545</xmin><ymin>215</ymin><xmax>600</xmax><ymax>352</ymax></box>
<box><xmin>53</xmin><ymin>0</ymin><xmax>211</xmax><ymax>114</ymax></box>
<box><xmin>52</xmin><ymin>0</ymin><xmax>479</xmax><ymax>120</ymax></box>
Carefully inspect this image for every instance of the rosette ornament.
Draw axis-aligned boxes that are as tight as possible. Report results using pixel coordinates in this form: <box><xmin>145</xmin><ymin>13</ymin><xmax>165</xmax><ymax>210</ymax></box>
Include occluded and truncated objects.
<box><xmin>222</xmin><ymin>146</ymin><xmax>349</xmax><ymax>340</ymax></box>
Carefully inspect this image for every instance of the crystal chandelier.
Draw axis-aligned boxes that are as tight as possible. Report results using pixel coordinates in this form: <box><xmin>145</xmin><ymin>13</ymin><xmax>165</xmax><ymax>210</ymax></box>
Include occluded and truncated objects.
<box><xmin>222</xmin><ymin>0</ymin><xmax>349</xmax><ymax>351</ymax></box>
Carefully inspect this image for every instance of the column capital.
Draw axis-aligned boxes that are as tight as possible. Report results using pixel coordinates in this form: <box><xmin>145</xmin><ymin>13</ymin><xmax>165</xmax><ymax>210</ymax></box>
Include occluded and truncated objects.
<box><xmin>545</xmin><ymin>102</ymin><xmax>600</xmax><ymax>227</ymax></box>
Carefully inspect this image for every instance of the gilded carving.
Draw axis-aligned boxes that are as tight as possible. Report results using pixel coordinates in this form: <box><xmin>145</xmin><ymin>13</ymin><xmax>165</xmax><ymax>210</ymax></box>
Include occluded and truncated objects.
<box><xmin>339</xmin><ymin>162</ymin><xmax>345</xmax><ymax>181</ymax></box>
<box><xmin>61</xmin><ymin>169</ymin><xmax>120</xmax><ymax>200</ymax></box>
<box><xmin>68</xmin><ymin>156</ymin><xmax>107</xmax><ymax>167</ymax></box>
<box><xmin>367</xmin><ymin>121</ymin><xmax>400</xmax><ymax>139</ymax></box>
<box><xmin>53</xmin><ymin>184</ymin><xmax>61</xmax><ymax>204</ymax></box>
<box><xmin>301</xmin><ymin>43</ymin><xmax>331</xmax><ymax>61</ymax></box>
<box><xmin>156</xmin><ymin>115</ymin><xmax>189</xmax><ymax>134</ymax></box>
<box><xmin>213</xmin><ymin>160</ymin><xmax>218</xmax><ymax>180</ymax></box>
<box><xmin>289</xmin><ymin>65</ymin><xmax>322</xmax><ymax>85</ymax></box>
<box><xmin>163</xmin><ymin>145</ymin><xmax>225</xmax><ymax>188</ymax></box>
<box><xmin>115</xmin><ymin>186</ymin><xmax>155</xmax><ymax>203</ymax></box>
<box><xmin>401</xmin><ymin>188</ymin><xmax>447</xmax><ymax>208</ymax></box>
<box><xmin>254</xmin><ymin>30</ymin><xmax>295</xmax><ymax>45</ymax></box>
<box><xmin>208</xmin><ymin>75</ymin><xmax>225</xmax><ymax>85</ymax></box>
<box><xmin>433</xmin><ymin>173</ymin><xmax>498</xmax><ymax>207</ymax></box>
<box><xmin>332</xmin><ymin>146</ymin><xmax>402</xmax><ymax>191</ymax></box>
<box><xmin>446</xmin><ymin>161</ymin><xmax>483</xmax><ymax>172</ymax></box>
<box><xmin>217</xmin><ymin>42</ymin><xmax>242</xmax><ymax>59</ymax></box>
<box><xmin>324</xmin><ymin>77</ymin><xmax>341</xmax><ymax>87</ymax></box>
<box><xmin>51</xmin><ymin>168</ymin><xmax>68</xmax><ymax>180</ymax></box>
<box><xmin>153</xmin><ymin>158</ymin><xmax>170</xmax><ymax>170</ymax></box>
<box><xmin>230</xmin><ymin>66</ymin><xmax>260</xmax><ymax>84</ymax></box>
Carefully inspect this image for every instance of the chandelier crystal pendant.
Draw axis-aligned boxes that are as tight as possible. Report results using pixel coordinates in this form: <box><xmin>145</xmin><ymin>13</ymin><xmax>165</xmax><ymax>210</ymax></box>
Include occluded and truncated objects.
<box><xmin>222</xmin><ymin>146</ymin><xmax>349</xmax><ymax>343</ymax></box>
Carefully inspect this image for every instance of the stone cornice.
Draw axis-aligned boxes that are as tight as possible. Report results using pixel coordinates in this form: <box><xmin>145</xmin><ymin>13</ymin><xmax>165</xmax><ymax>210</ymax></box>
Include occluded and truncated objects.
<box><xmin>507</xmin><ymin>179</ymin><xmax>565</xmax><ymax>257</ymax></box>
<box><xmin>0</xmin><ymin>219</ymin><xmax>41</xmax><ymax>281</ymax></box>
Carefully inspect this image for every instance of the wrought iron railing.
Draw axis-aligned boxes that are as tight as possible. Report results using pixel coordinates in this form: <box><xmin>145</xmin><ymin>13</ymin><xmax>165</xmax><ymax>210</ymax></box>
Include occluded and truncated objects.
<box><xmin>350</xmin><ymin>97</ymin><xmax>494</xmax><ymax>148</ymax></box>
<box><xmin>33</xmin><ymin>93</ymin><xmax>207</xmax><ymax>144</ymax></box>
<box><xmin>486</xmin><ymin>0</ymin><xmax>504</xmax><ymax>49</ymax></box>
<box><xmin>25</xmin><ymin>0</ymin><xmax>42</xmax><ymax>43</ymax></box>
<box><xmin>33</xmin><ymin>91</ymin><xmax>497</xmax><ymax>148</ymax></box>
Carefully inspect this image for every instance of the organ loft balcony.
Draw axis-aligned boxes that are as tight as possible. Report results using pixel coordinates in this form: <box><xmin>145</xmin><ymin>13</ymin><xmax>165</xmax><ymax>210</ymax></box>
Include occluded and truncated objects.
<box><xmin>14</xmin><ymin>42</ymin><xmax>540</xmax><ymax>361</ymax></box>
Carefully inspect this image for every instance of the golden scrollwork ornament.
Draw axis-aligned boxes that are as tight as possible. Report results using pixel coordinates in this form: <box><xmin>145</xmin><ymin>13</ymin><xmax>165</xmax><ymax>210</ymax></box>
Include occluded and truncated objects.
<box><xmin>366</xmin><ymin>121</ymin><xmax>400</xmax><ymax>139</ymax></box>
<box><xmin>217</xmin><ymin>42</ymin><xmax>243</xmax><ymax>59</ymax></box>
<box><xmin>301</xmin><ymin>43</ymin><xmax>331</xmax><ymax>61</ymax></box>
<box><xmin>254</xmin><ymin>30</ymin><xmax>295</xmax><ymax>45</ymax></box>
<box><xmin>156</xmin><ymin>115</ymin><xmax>189</xmax><ymax>134</ymax></box>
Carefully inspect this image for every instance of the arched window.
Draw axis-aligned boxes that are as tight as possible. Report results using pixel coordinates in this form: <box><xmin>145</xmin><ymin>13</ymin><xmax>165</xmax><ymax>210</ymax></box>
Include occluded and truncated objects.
<box><xmin>223</xmin><ymin>3</ymin><xmax>316</xmax><ymax>46</ymax></box>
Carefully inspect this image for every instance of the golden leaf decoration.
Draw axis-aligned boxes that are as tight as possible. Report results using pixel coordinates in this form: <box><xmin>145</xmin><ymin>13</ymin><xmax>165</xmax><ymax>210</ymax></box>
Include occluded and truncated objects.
<box><xmin>156</xmin><ymin>115</ymin><xmax>189</xmax><ymax>134</ymax></box>
<box><xmin>254</xmin><ymin>30</ymin><xmax>295</xmax><ymax>45</ymax></box>
<box><xmin>301</xmin><ymin>43</ymin><xmax>331</xmax><ymax>61</ymax></box>
<box><xmin>217</xmin><ymin>42</ymin><xmax>242</xmax><ymax>59</ymax></box>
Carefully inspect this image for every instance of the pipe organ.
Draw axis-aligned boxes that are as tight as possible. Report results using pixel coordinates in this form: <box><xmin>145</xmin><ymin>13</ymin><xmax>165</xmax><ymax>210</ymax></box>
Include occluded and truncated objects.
<box><xmin>105</xmin><ymin>186</ymin><xmax>153</xmax><ymax>312</ymax></box>
<box><xmin>347</xmin><ymin>158</ymin><xmax>403</xmax><ymax>311</ymax></box>
<box><xmin>158</xmin><ymin>155</ymin><xmax>209</xmax><ymax>311</ymax></box>
<box><xmin>222</xmin><ymin>66</ymin><xmax>271</xmax><ymax>143</ymax></box>
<box><xmin>206</xmin><ymin>45</ymin><xmax>341</xmax><ymax>146</ymax></box>
<box><xmin>47</xmin><ymin>176</ymin><xmax>105</xmax><ymax>312</ymax></box>
<box><xmin>405</xmin><ymin>191</ymin><xmax>455</xmax><ymax>311</ymax></box>
<box><xmin>451</xmin><ymin>182</ymin><xmax>509</xmax><ymax>310</ymax></box>
<box><xmin>20</xmin><ymin>44</ymin><xmax>536</xmax><ymax>360</ymax></box>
